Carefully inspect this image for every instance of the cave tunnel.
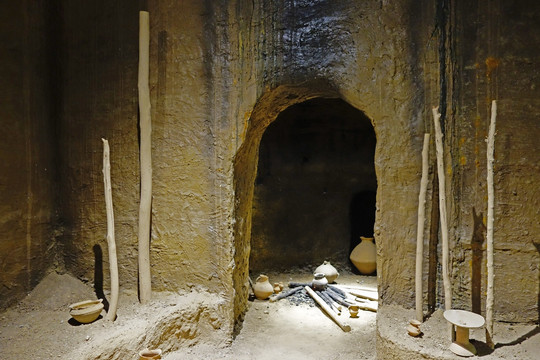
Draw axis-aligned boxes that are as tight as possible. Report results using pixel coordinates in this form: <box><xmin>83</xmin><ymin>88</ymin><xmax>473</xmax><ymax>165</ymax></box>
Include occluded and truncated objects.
<box><xmin>249</xmin><ymin>98</ymin><xmax>377</xmax><ymax>275</ymax></box>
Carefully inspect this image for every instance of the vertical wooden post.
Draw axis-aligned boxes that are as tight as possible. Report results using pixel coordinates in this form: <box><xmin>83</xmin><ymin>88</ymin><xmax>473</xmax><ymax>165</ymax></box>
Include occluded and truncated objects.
<box><xmin>102</xmin><ymin>139</ymin><xmax>119</xmax><ymax>321</ymax></box>
<box><xmin>486</xmin><ymin>100</ymin><xmax>497</xmax><ymax>348</ymax></box>
<box><xmin>138</xmin><ymin>10</ymin><xmax>152</xmax><ymax>304</ymax></box>
<box><xmin>415</xmin><ymin>133</ymin><xmax>430</xmax><ymax>322</ymax></box>
<box><xmin>432</xmin><ymin>107</ymin><xmax>452</xmax><ymax>312</ymax></box>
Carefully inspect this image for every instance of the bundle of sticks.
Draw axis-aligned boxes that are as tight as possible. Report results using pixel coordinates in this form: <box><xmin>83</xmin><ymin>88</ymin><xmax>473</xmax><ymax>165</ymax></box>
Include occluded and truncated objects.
<box><xmin>269</xmin><ymin>281</ymin><xmax>378</xmax><ymax>332</ymax></box>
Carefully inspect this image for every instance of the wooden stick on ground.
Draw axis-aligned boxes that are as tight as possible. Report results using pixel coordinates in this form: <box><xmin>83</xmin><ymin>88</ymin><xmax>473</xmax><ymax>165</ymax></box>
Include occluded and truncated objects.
<box><xmin>432</xmin><ymin>107</ymin><xmax>452</xmax><ymax>312</ymax></box>
<box><xmin>269</xmin><ymin>286</ymin><xmax>303</xmax><ymax>302</ymax></box>
<box><xmin>486</xmin><ymin>100</ymin><xmax>497</xmax><ymax>349</ymax></box>
<box><xmin>416</xmin><ymin>133</ymin><xmax>430</xmax><ymax>322</ymax></box>
<box><xmin>102</xmin><ymin>139</ymin><xmax>119</xmax><ymax>322</ymax></box>
<box><xmin>343</xmin><ymin>289</ymin><xmax>378</xmax><ymax>301</ymax></box>
<box><xmin>318</xmin><ymin>290</ymin><xmax>341</xmax><ymax>314</ymax></box>
<box><xmin>138</xmin><ymin>10</ymin><xmax>152</xmax><ymax>304</ymax></box>
<box><xmin>305</xmin><ymin>286</ymin><xmax>351</xmax><ymax>332</ymax></box>
<box><xmin>331</xmin><ymin>284</ymin><xmax>377</xmax><ymax>293</ymax></box>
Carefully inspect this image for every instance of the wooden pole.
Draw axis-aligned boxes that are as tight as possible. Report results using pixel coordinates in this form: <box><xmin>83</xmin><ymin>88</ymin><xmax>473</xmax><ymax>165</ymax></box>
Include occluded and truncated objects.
<box><xmin>102</xmin><ymin>139</ymin><xmax>119</xmax><ymax>322</ymax></box>
<box><xmin>138</xmin><ymin>10</ymin><xmax>152</xmax><ymax>304</ymax></box>
<box><xmin>305</xmin><ymin>286</ymin><xmax>351</xmax><ymax>332</ymax></box>
<box><xmin>432</xmin><ymin>107</ymin><xmax>452</xmax><ymax>312</ymax></box>
<box><xmin>486</xmin><ymin>100</ymin><xmax>497</xmax><ymax>349</ymax></box>
<box><xmin>415</xmin><ymin>133</ymin><xmax>430</xmax><ymax>322</ymax></box>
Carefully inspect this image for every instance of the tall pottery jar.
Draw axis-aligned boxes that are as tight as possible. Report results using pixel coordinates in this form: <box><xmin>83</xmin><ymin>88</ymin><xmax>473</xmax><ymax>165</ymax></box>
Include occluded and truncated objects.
<box><xmin>350</xmin><ymin>236</ymin><xmax>376</xmax><ymax>274</ymax></box>
<box><xmin>253</xmin><ymin>274</ymin><xmax>274</xmax><ymax>300</ymax></box>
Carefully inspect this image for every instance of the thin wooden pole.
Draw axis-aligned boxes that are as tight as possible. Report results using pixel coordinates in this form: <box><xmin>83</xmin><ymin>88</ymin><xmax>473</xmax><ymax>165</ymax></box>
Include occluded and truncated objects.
<box><xmin>486</xmin><ymin>100</ymin><xmax>497</xmax><ymax>348</ymax></box>
<box><xmin>138</xmin><ymin>10</ymin><xmax>152</xmax><ymax>304</ymax></box>
<box><xmin>432</xmin><ymin>107</ymin><xmax>452</xmax><ymax>312</ymax></box>
<box><xmin>305</xmin><ymin>286</ymin><xmax>351</xmax><ymax>332</ymax></box>
<box><xmin>415</xmin><ymin>133</ymin><xmax>430</xmax><ymax>322</ymax></box>
<box><xmin>102</xmin><ymin>139</ymin><xmax>119</xmax><ymax>322</ymax></box>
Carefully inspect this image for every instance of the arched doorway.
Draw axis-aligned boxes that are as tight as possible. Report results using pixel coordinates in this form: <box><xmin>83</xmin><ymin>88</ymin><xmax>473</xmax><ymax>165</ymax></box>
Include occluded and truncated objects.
<box><xmin>232</xmin><ymin>85</ymin><xmax>378</xmax><ymax>330</ymax></box>
<box><xmin>249</xmin><ymin>98</ymin><xmax>377</xmax><ymax>273</ymax></box>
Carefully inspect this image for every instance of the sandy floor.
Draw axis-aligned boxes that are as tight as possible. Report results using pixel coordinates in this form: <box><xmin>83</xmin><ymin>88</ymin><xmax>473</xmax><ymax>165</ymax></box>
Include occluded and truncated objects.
<box><xmin>1</xmin><ymin>271</ymin><xmax>537</xmax><ymax>359</ymax></box>
<box><xmin>0</xmin><ymin>271</ymin><xmax>377</xmax><ymax>360</ymax></box>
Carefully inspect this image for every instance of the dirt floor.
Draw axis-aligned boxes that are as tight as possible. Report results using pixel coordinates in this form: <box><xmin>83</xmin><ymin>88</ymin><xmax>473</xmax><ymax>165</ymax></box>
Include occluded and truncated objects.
<box><xmin>0</xmin><ymin>270</ymin><xmax>377</xmax><ymax>360</ymax></box>
<box><xmin>1</xmin><ymin>271</ymin><xmax>538</xmax><ymax>359</ymax></box>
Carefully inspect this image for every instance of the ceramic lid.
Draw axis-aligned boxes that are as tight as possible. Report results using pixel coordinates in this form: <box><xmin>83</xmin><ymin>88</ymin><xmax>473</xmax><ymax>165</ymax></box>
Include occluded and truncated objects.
<box><xmin>443</xmin><ymin>309</ymin><xmax>485</xmax><ymax>328</ymax></box>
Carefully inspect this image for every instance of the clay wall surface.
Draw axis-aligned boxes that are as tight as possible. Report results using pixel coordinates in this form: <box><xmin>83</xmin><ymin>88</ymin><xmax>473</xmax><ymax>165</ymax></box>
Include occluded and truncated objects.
<box><xmin>447</xmin><ymin>0</ymin><xmax>540</xmax><ymax>323</ymax></box>
<box><xmin>0</xmin><ymin>1</ymin><xmax>58</xmax><ymax>309</ymax></box>
<box><xmin>249</xmin><ymin>98</ymin><xmax>377</xmax><ymax>272</ymax></box>
<box><xmin>2</xmin><ymin>0</ymin><xmax>538</xmax><ymax>330</ymax></box>
<box><xmin>229</xmin><ymin>0</ymin><xmax>435</xmax><ymax>324</ymax></box>
<box><xmin>57</xmin><ymin>0</ymin><xmax>141</xmax><ymax>292</ymax></box>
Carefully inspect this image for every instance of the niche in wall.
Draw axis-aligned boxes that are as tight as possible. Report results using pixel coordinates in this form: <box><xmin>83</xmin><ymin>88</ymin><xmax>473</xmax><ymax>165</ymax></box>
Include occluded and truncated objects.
<box><xmin>249</xmin><ymin>98</ymin><xmax>376</xmax><ymax>273</ymax></box>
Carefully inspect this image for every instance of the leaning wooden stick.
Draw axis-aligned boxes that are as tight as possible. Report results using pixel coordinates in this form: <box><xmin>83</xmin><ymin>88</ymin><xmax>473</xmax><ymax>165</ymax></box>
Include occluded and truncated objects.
<box><xmin>486</xmin><ymin>100</ymin><xmax>497</xmax><ymax>349</ymax></box>
<box><xmin>416</xmin><ymin>133</ymin><xmax>430</xmax><ymax>322</ymax></box>
<box><xmin>305</xmin><ymin>286</ymin><xmax>351</xmax><ymax>332</ymax></box>
<box><xmin>432</xmin><ymin>107</ymin><xmax>452</xmax><ymax>312</ymax></box>
<box><xmin>138</xmin><ymin>10</ymin><xmax>152</xmax><ymax>304</ymax></box>
<box><xmin>102</xmin><ymin>139</ymin><xmax>119</xmax><ymax>322</ymax></box>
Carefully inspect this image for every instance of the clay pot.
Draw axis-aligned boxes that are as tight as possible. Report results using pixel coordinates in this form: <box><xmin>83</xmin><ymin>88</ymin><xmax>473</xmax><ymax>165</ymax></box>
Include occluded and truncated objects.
<box><xmin>312</xmin><ymin>273</ymin><xmax>328</xmax><ymax>290</ymax></box>
<box><xmin>350</xmin><ymin>236</ymin><xmax>377</xmax><ymax>275</ymax></box>
<box><xmin>348</xmin><ymin>305</ymin><xmax>360</xmax><ymax>318</ymax></box>
<box><xmin>253</xmin><ymin>274</ymin><xmax>274</xmax><ymax>300</ymax></box>
<box><xmin>69</xmin><ymin>299</ymin><xmax>104</xmax><ymax>324</ymax></box>
<box><xmin>314</xmin><ymin>261</ymin><xmax>339</xmax><ymax>283</ymax></box>
<box><xmin>139</xmin><ymin>348</ymin><xmax>162</xmax><ymax>360</ymax></box>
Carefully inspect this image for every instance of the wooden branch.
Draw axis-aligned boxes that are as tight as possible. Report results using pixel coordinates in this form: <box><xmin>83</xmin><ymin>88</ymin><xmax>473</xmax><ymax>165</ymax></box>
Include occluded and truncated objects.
<box><xmin>345</xmin><ymin>289</ymin><xmax>378</xmax><ymax>301</ymax></box>
<box><xmin>305</xmin><ymin>286</ymin><xmax>351</xmax><ymax>332</ymax></box>
<box><xmin>288</xmin><ymin>282</ymin><xmax>312</xmax><ymax>288</ymax></box>
<box><xmin>331</xmin><ymin>284</ymin><xmax>377</xmax><ymax>293</ymax></box>
<box><xmin>269</xmin><ymin>286</ymin><xmax>303</xmax><ymax>302</ymax></box>
<box><xmin>486</xmin><ymin>100</ymin><xmax>497</xmax><ymax>349</ymax></box>
<box><xmin>317</xmin><ymin>290</ymin><xmax>341</xmax><ymax>314</ymax></box>
<box><xmin>325</xmin><ymin>288</ymin><xmax>353</xmax><ymax>308</ymax></box>
<box><xmin>353</xmin><ymin>300</ymin><xmax>378</xmax><ymax>312</ymax></box>
<box><xmin>102</xmin><ymin>139</ymin><xmax>119</xmax><ymax>322</ymax></box>
<box><xmin>138</xmin><ymin>10</ymin><xmax>152</xmax><ymax>304</ymax></box>
<box><xmin>416</xmin><ymin>133</ymin><xmax>430</xmax><ymax>322</ymax></box>
<box><xmin>432</xmin><ymin>107</ymin><xmax>452</xmax><ymax>311</ymax></box>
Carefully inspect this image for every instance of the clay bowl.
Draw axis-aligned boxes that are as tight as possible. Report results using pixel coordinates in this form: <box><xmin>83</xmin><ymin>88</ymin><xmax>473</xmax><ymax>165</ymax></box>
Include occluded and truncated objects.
<box><xmin>69</xmin><ymin>299</ymin><xmax>104</xmax><ymax>324</ymax></box>
<box><xmin>139</xmin><ymin>348</ymin><xmax>162</xmax><ymax>360</ymax></box>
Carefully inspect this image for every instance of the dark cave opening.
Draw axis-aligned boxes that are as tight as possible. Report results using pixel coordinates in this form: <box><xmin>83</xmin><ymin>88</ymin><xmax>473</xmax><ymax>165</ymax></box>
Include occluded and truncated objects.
<box><xmin>249</xmin><ymin>97</ymin><xmax>377</xmax><ymax>274</ymax></box>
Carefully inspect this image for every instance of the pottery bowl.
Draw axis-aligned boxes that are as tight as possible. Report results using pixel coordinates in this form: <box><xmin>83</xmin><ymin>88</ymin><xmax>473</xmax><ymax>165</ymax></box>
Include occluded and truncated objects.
<box><xmin>69</xmin><ymin>299</ymin><xmax>104</xmax><ymax>324</ymax></box>
<box><xmin>139</xmin><ymin>348</ymin><xmax>162</xmax><ymax>360</ymax></box>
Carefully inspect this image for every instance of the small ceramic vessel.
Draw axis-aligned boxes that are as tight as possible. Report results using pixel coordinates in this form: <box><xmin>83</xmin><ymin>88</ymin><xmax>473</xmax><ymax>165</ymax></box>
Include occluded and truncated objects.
<box><xmin>312</xmin><ymin>273</ymin><xmax>328</xmax><ymax>290</ymax></box>
<box><xmin>348</xmin><ymin>305</ymin><xmax>360</xmax><ymax>318</ymax></box>
<box><xmin>253</xmin><ymin>274</ymin><xmax>274</xmax><ymax>300</ymax></box>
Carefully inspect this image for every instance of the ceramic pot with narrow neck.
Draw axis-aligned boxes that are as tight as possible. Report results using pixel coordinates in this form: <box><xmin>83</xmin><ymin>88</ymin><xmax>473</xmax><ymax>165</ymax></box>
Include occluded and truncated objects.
<box><xmin>253</xmin><ymin>274</ymin><xmax>274</xmax><ymax>300</ymax></box>
<box><xmin>350</xmin><ymin>236</ymin><xmax>377</xmax><ymax>275</ymax></box>
<box><xmin>314</xmin><ymin>261</ymin><xmax>339</xmax><ymax>283</ymax></box>
<box><xmin>312</xmin><ymin>273</ymin><xmax>328</xmax><ymax>290</ymax></box>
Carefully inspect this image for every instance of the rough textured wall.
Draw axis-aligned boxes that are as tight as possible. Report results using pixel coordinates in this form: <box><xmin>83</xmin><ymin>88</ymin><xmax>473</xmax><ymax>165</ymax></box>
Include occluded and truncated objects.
<box><xmin>250</xmin><ymin>98</ymin><xmax>377</xmax><ymax>272</ymax></box>
<box><xmin>230</xmin><ymin>0</ymin><xmax>431</xmax><ymax>324</ymax></box>
<box><xmin>0</xmin><ymin>1</ymin><xmax>57</xmax><ymax>310</ymax></box>
<box><xmin>58</xmin><ymin>1</ymin><xmax>141</xmax><ymax>292</ymax></box>
<box><xmin>447</xmin><ymin>0</ymin><xmax>540</xmax><ymax>323</ymax></box>
<box><xmin>53</xmin><ymin>0</ymin><xmax>539</xmax><ymax>336</ymax></box>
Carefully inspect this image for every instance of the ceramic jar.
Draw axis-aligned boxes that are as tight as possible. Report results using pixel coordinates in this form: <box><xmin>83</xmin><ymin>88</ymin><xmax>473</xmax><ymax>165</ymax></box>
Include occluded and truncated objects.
<box><xmin>253</xmin><ymin>274</ymin><xmax>274</xmax><ymax>300</ymax></box>
<box><xmin>314</xmin><ymin>261</ymin><xmax>339</xmax><ymax>283</ymax></box>
<box><xmin>349</xmin><ymin>236</ymin><xmax>377</xmax><ymax>275</ymax></box>
<box><xmin>312</xmin><ymin>273</ymin><xmax>328</xmax><ymax>290</ymax></box>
